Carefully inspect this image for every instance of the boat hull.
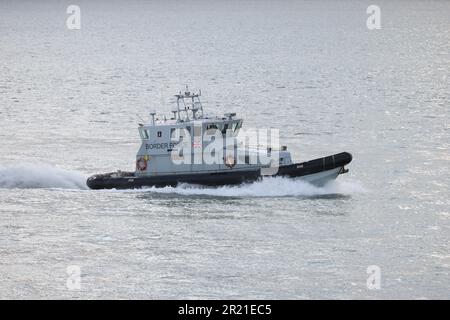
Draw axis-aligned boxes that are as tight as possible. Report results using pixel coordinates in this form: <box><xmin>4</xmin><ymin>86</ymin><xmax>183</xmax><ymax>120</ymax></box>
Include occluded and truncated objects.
<box><xmin>86</xmin><ymin>152</ymin><xmax>352</xmax><ymax>190</ymax></box>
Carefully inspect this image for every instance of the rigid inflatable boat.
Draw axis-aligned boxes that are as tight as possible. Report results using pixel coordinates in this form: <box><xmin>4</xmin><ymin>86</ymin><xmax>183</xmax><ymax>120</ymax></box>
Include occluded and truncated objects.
<box><xmin>87</xmin><ymin>88</ymin><xmax>352</xmax><ymax>190</ymax></box>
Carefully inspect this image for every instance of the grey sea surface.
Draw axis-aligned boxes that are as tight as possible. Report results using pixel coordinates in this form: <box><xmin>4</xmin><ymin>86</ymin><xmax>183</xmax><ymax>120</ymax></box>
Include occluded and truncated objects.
<box><xmin>0</xmin><ymin>0</ymin><xmax>449</xmax><ymax>299</ymax></box>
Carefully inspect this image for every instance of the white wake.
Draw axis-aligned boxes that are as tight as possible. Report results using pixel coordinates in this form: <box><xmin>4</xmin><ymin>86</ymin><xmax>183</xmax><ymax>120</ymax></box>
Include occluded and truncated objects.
<box><xmin>0</xmin><ymin>163</ymin><xmax>88</xmax><ymax>190</ymax></box>
<box><xmin>138</xmin><ymin>177</ymin><xmax>367</xmax><ymax>198</ymax></box>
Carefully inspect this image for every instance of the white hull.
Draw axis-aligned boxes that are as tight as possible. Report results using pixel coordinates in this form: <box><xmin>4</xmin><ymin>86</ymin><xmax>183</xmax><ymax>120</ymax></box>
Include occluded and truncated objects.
<box><xmin>297</xmin><ymin>167</ymin><xmax>343</xmax><ymax>187</ymax></box>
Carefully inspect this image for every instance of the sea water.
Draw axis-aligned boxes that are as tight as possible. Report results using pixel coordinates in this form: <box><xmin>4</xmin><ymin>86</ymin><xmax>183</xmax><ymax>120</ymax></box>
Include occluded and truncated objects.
<box><xmin>0</xmin><ymin>0</ymin><xmax>449</xmax><ymax>299</ymax></box>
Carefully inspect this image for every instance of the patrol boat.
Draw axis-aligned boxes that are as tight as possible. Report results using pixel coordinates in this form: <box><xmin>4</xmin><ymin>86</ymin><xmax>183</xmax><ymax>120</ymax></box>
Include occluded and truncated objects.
<box><xmin>87</xmin><ymin>88</ymin><xmax>352</xmax><ymax>189</ymax></box>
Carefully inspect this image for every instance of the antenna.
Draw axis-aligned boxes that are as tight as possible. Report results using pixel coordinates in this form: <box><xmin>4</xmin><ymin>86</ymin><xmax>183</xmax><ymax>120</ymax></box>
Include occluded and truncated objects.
<box><xmin>149</xmin><ymin>112</ymin><xmax>156</xmax><ymax>125</ymax></box>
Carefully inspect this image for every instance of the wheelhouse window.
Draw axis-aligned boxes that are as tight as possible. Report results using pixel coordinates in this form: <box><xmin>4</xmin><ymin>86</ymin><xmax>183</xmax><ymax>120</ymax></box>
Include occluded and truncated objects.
<box><xmin>221</xmin><ymin>121</ymin><xmax>242</xmax><ymax>135</ymax></box>
<box><xmin>139</xmin><ymin>128</ymin><xmax>149</xmax><ymax>140</ymax></box>
<box><xmin>205</xmin><ymin>123</ymin><xmax>219</xmax><ymax>136</ymax></box>
<box><xmin>234</xmin><ymin>120</ymin><xmax>242</xmax><ymax>134</ymax></box>
<box><xmin>206</xmin><ymin>124</ymin><xmax>218</xmax><ymax>131</ymax></box>
<box><xmin>170</xmin><ymin>127</ymin><xmax>191</xmax><ymax>141</ymax></box>
<box><xmin>182</xmin><ymin>127</ymin><xmax>191</xmax><ymax>140</ymax></box>
<box><xmin>170</xmin><ymin>128</ymin><xmax>176</xmax><ymax>140</ymax></box>
<box><xmin>194</xmin><ymin>125</ymin><xmax>202</xmax><ymax>137</ymax></box>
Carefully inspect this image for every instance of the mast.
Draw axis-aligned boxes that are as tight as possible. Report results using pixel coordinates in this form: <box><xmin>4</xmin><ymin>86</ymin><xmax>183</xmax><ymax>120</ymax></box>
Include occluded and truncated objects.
<box><xmin>174</xmin><ymin>86</ymin><xmax>203</xmax><ymax>122</ymax></box>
